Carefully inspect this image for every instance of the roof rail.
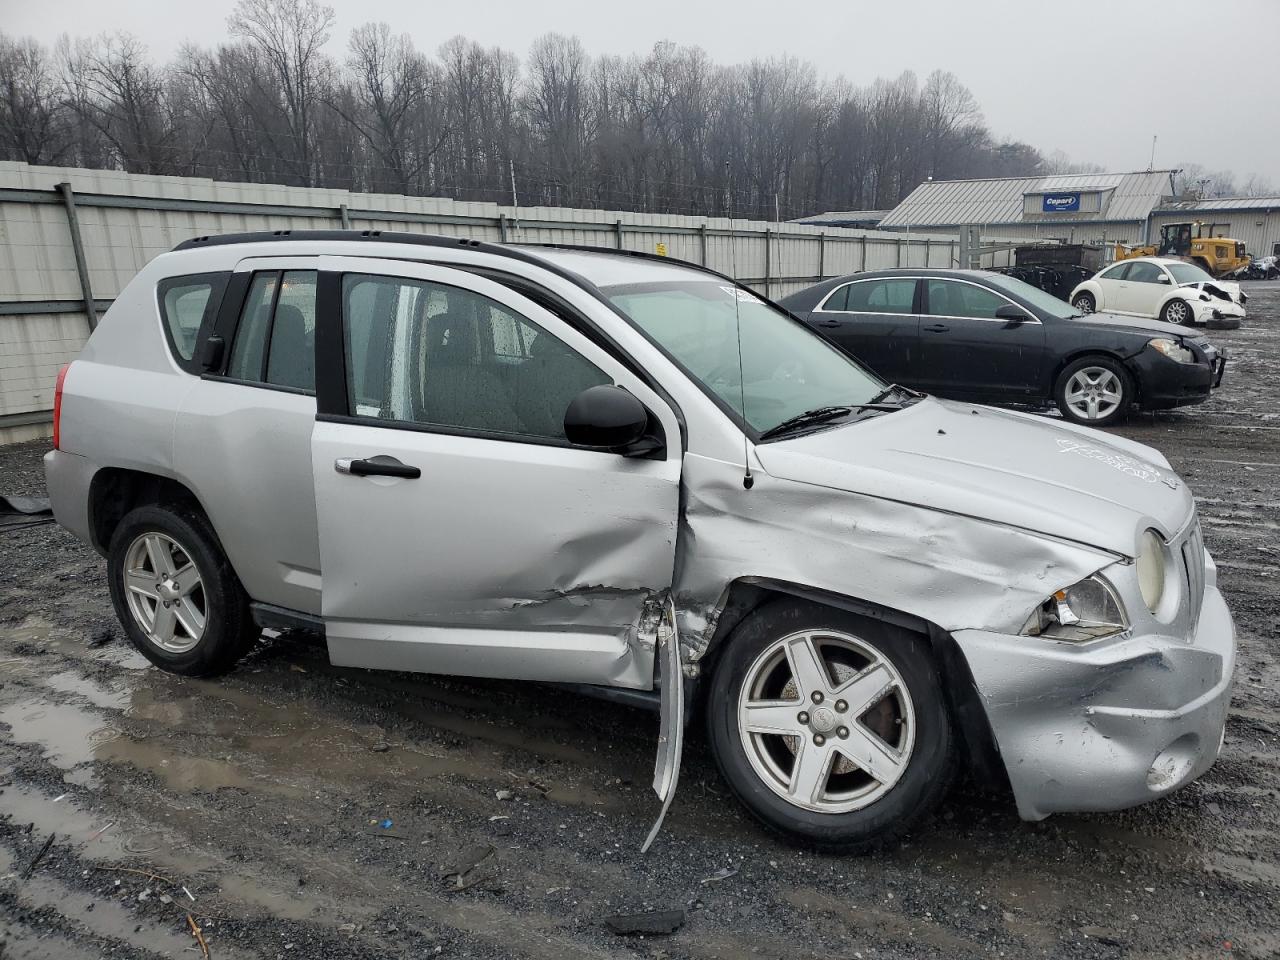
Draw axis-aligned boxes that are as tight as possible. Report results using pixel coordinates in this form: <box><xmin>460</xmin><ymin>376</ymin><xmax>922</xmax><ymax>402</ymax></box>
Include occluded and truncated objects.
<box><xmin>172</xmin><ymin>228</ymin><xmax>488</xmax><ymax>252</ymax></box>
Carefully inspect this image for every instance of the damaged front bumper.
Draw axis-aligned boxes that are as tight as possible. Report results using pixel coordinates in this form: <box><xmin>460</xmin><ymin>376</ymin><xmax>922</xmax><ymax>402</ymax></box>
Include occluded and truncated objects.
<box><xmin>952</xmin><ymin>575</ymin><xmax>1235</xmax><ymax>821</ymax></box>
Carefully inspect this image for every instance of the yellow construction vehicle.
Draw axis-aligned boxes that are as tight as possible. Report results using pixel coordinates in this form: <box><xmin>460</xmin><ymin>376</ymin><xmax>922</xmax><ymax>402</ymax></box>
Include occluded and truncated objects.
<box><xmin>1115</xmin><ymin>222</ymin><xmax>1251</xmax><ymax>277</ymax></box>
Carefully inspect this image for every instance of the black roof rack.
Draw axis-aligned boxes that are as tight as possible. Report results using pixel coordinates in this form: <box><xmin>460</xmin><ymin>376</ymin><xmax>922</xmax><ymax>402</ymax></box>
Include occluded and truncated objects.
<box><xmin>172</xmin><ymin>228</ymin><xmax>491</xmax><ymax>252</ymax></box>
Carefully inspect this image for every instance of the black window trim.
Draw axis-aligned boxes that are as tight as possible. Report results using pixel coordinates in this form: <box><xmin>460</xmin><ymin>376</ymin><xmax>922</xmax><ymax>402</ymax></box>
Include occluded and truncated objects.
<box><xmin>314</xmin><ymin>267</ymin><xmax>667</xmax><ymax>458</ymax></box>
<box><xmin>156</xmin><ymin>271</ymin><xmax>231</xmax><ymax>374</ymax></box>
<box><xmin>205</xmin><ymin>268</ymin><xmax>320</xmax><ymax>395</ymax></box>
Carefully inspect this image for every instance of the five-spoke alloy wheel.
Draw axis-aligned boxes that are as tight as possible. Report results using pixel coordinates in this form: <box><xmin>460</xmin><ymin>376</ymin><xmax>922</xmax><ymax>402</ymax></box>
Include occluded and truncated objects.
<box><xmin>706</xmin><ymin>600</ymin><xmax>954</xmax><ymax>851</ymax></box>
<box><xmin>1160</xmin><ymin>299</ymin><xmax>1193</xmax><ymax>325</ymax></box>
<box><xmin>107</xmin><ymin>503</ymin><xmax>257</xmax><ymax>676</ymax></box>
<box><xmin>1054</xmin><ymin>355</ymin><xmax>1132</xmax><ymax>428</ymax></box>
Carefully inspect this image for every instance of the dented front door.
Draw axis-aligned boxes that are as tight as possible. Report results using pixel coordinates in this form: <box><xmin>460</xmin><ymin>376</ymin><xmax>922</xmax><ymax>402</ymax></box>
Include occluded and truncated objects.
<box><xmin>311</xmin><ymin>257</ymin><xmax>682</xmax><ymax>690</ymax></box>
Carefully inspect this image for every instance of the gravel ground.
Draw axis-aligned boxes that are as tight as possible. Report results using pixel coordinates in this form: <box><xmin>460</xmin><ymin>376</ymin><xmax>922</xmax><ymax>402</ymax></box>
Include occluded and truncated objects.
<box><xmin>1</xmin><ymin>284</ymin><xmax>1278</xmax><ymax>960</ymax></box>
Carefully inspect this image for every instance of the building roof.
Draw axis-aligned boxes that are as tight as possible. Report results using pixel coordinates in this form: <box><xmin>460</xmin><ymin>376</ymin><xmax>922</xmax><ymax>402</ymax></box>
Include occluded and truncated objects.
<box><xmin>1154</xmin><ymin>196</ymin><xmax>1280</xmax><ymax>213</ymax></box>
<box><xmin>791</xmin><ymin>210</ymin><xmax>890</xmax><ymax>226</ymax></box>
<box><xmin>879</xmin><ymin>170</ymin><xmax>1177</xmax><ymax>228</ymax></box>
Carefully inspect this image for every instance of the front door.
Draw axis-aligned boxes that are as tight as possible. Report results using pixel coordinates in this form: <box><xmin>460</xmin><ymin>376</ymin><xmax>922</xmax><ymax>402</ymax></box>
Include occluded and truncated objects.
<box><xmin>1113</xmin><ymin>260</ymin><xmax>1166</xmax><ymax>316</ymax></box>
<box><xmin>310</xmin><ymin>257</ymin><xmax>683</xmax><ymax>690</ymax></box>
<box><xmin>917</xmin><ymin>278</ymin><xmax>1046</xmax><ymax>399</ymax></box>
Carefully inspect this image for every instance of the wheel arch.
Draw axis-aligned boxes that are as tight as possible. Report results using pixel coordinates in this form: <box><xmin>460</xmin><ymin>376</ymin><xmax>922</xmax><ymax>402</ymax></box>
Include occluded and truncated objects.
<box><xmin>1046</xmin><ymin>348</ymin><xmax>1140</xmax><ymax>402</ymax></box>
<box><xmin>694</xmin><ymin>577</ymin><xmax>1009</xmax><ymax>794</ymax></box>
<box><xmin>88</xmin><ymin>467</ymin><xmax>214</xmax><ymax>556</ymax></box>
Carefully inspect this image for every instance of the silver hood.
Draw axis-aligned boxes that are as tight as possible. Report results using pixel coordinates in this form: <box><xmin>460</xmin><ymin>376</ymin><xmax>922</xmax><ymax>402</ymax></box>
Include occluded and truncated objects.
<box><xmin>754</xmin><ymin>398</ymin><xmax>1193</xmax><ymax>557</ymax></box>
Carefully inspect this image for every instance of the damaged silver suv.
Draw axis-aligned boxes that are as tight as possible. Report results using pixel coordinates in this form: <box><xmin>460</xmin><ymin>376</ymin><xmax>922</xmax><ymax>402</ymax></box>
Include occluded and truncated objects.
<box><xmin>44</xmin><ymin>231</ymin><xmax>1236</xmax><ymax>851</ymax></box>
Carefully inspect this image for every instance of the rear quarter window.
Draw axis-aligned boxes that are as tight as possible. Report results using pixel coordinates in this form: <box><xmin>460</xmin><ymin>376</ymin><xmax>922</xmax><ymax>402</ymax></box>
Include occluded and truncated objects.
<box><xmin>157</xmin><ymin>273</ymin><xmax>229</xmax><ymax>369</ymax></box>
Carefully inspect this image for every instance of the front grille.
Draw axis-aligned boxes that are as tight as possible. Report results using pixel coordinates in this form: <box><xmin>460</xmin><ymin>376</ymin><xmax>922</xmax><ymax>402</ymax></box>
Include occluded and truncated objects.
<box><xmin>1180</xmin><ymin>518</ymin><xmax>1207</xmax><ymax>635</ymax></box>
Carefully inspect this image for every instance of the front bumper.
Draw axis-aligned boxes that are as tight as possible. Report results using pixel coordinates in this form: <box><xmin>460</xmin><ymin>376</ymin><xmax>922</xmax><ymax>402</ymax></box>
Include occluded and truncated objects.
<box><xmin>1191</xmin><ymin>297</ymin><xmax>1245</xmax><ymax>329</ymax></box>
<box><xmin>1129</xmin><ymin>347</ymin><xmax>1221</xmax><ymax>409</ymax></box>
<box><xmin>953</xmin><ymin>576</ymin><xmax>1235</xmax><ymax>821</ymax></box>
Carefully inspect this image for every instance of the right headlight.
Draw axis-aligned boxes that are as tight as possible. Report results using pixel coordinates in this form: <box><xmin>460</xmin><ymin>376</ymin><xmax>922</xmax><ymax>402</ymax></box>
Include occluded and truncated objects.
<box><xmin>1135</xmin><ymin>528</ymin><xmax>1167</xmax><ymax>613</ymax></box>
<box><xmin>1148</xmin><ymin>338</ymin><xmax>1197</xmax><ymax>364</ymax></box>
<box><xmin>1021</xmin><ymin>575</ymin><xmax>1128</xmax><ymax>643</ymax></box>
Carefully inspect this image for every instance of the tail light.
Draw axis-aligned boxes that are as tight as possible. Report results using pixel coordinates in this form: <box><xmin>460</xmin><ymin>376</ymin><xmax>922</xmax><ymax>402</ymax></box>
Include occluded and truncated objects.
<box><xmin>53</xmin><ymin>363</ymin><xmax>70</xmax><ymax>450</ymax></box>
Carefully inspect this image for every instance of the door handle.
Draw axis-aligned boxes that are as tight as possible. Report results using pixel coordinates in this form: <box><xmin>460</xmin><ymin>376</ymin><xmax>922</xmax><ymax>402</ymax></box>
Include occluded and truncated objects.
<box><xmin>923</xmin><ymin>323</ymin><xmax>950</xmax><ymax>333</ymax></box>
<box><xmin>815</xmin><ymin>319</ymin><xmax>842</xmax><ymax>328</ymax></box>
<box><xmin>334</xmin><ymin>455</ymin><xmax>421</xmax><ymax>479</ymax></box>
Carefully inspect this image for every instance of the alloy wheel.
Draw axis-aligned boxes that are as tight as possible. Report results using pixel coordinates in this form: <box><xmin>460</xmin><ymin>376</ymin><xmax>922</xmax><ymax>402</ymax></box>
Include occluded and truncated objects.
<box><xmin>122</xmin><ymin>532</ymin><xmax>207</xmax><ymax>653</ymax></box>
<box><xmin>1074</xmin><ymin>295</ymin><xmax>1095</xmax><ymax>314</ymax></box>
<box><xmin>1165</xmin><ymin>300</ymin><xmax>1190</xmax><ymax>324</ymax></box>
<box><xmin>737</xmin><ymin>629</ymin><xmax>915</xmax><ymax>814</ymax></box>
<box><xmin>1065</xmin><ymin>366</ymin><xmax>1123</xmax><ymax>421</ymax></box>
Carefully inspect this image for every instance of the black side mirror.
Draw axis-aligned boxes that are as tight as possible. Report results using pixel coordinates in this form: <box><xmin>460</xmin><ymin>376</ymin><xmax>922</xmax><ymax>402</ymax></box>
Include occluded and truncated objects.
<box><xmin>200</xmin><ymin>334</ymin><xmax>225</xmax><ymax>370</ymax></box>
<box><xmin>564</xmin><ymin>385</ymin><xmax>662</xmax><ymax>457</ymax></box>
<box><xmin>994</xmin><ymin>304</ymin><xmax>1030</xmax><ymax>325</ymax></box>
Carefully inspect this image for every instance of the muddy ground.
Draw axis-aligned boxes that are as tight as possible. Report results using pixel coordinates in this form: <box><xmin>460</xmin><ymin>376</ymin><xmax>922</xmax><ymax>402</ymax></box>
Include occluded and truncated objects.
<box><xmin>1</xmin><ymin>284</ymin><xmax>1278</xmax><ymax>960</ymax></box>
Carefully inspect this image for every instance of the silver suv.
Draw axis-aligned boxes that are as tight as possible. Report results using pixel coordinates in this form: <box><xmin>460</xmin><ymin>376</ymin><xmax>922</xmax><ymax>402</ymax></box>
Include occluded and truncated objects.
<box><xmin>44</xmin><ymin>231</ymin><xmax>1236</xmax><ymax>850</ymax></box>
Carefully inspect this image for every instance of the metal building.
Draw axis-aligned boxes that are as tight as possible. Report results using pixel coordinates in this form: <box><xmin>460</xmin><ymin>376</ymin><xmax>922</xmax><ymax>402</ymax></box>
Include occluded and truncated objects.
<box><xmin>1148</xmin><ymin>197</ymin><xmax>1280</xmax><ymax>261</ymax></box>
<box><xmin>878</xmin><ymin>170</ymin><xmax>1179</xmax><ymax>246</ymax></box>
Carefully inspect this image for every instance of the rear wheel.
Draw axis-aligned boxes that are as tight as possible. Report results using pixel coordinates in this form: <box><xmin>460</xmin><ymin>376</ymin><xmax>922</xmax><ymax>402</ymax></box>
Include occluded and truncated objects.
<box><xmin>107</xmin><ymin>503</ymin><xmax>257</xmax><ymax>676</ymax></box>
<box><xmin>706</xmin><ymin>599</ymin><xmax>954</xmax><ymax>851</ymax></box>
<box><xmin>1054</xmin><ymin>356</ymin><xmax>1132</xmax><ymax>427</ymax></box>
<box><xmin>1071</xmin><ymin>292</ymin><xmax>1096</xmax><ymax>314</ymax></box>
<box><xmin>1160</xmin><ymin>298</ymin><xmax>1193</xmax><ymax>325</ymax></box>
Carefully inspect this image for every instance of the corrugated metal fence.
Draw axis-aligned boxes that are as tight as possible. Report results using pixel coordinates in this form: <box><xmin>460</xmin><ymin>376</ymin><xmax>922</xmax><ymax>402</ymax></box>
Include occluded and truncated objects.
<box><xmin>0</xmin><ymin>161</ymin><xmax>1001</xmax><ymax>443</ymax></box>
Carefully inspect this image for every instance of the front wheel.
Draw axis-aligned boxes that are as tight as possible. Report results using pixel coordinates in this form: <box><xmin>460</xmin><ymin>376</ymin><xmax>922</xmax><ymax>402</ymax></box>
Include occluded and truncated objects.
<box><xmin>107</xmin><ymin>503</ymin><xmax>257</xmax><ymax>676</ymax></box>
<box><xmin>1054</xmin><ymin>356</ymin><xmax>1132</xmax><ymax>427</ymax></box>
<box><xmin>1072</xmin><ymin>292</ymin><xmax>1096</xmax><ymax>314</ymax></box>
<box><xmin>705</xmin><ymin>600</ymin><xmax>954</xmax><ymax>851</ymax></box>
<box><xmin>1160</xmin><ymin>298</ymin><xmax>1193</xmax><ymax>325</ymax></box>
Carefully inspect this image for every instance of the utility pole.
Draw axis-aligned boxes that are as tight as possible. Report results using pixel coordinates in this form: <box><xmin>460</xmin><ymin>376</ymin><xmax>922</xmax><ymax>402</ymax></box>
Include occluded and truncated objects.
<box><xmin>509</xmin><ymin>159</ymin><xmax>520</xmax><ymax>234</ymax></box>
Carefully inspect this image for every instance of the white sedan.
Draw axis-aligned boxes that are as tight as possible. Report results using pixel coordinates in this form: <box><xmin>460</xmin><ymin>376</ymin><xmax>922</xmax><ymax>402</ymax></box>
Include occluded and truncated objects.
<box><xmin>1069</xmin><ymin>256</ymin><xmax>1246</xmax><ymax>328</ymax></box>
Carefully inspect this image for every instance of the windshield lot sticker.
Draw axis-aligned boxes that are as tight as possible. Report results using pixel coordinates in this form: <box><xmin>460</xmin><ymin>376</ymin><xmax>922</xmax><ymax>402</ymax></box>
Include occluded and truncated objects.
<box><xmin>1056</xmin><ymin>438</ymin><xmax>1180</xmax><ymax>489</ymax></box>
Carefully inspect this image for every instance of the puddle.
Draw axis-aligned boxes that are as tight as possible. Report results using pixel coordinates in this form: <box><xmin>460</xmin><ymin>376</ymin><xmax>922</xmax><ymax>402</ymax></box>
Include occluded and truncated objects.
<box><xmin>0</xmin><ymin>697</ymin><xmax>120</xmax><ymax>771</ymax></box>
<box><xmin>217</xmin><ymin>874</ymin><xmax>323</xmax><ymax>921</ymax></box>
<box><xmin>43</xmin><ymin>669</ymin><xmax>131</xmax><ymax>710</ymax></box>
<box><xmin>0</xmin><ymin>781</ymin><xmax>126</xmax><ymax>861</ymax></box>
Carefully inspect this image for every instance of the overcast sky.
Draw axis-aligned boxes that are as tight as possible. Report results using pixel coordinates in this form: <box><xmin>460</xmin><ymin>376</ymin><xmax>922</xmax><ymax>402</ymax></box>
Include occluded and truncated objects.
<box><xmin>5</xmin><ymin>0</ymin><xmax>1277</xmax><ymax>188</ymax></box>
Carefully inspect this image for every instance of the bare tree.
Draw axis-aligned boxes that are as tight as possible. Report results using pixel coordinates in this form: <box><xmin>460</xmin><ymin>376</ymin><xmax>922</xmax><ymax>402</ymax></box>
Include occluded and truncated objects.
<box><xmin>0</xmin><ymin>34</ymin><xmax>70</xmax><ymax>164</ymax></box>
<box><xmin>228</xmin><ymin>0</ymin><xmax>335</xmax><ymax>186</ymax></box>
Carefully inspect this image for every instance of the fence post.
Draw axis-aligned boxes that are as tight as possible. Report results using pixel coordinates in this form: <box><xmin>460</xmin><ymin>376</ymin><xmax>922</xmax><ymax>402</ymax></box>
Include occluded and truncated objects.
<box><xmin>56</xmin><ymin>182</ymin><xmax>97</xmax><ymax>331</ymax></box>
<box><xmin>614</xmin><ymin>219</ymin><xmax>624</xmax><ymax>250</ymax></box>
<box><xmin>818</xmin><ymin>232</ymin><xmax>826</xmax><ymax>279</ymax></box>
<box><xmin>764</xmin><ymin>228</ymin><xmax>772</xmax><ymax>297</ymax></box>
<box><xmin>339</xmin><ymin>203</ymin><xmax>351</xmax><ymax>229</ymax></box>
<box><xmin>896</xmin><ymin>237</ymin><xmax>903</xmax><ymax>267</ymax></box>
<box><xmin>924</xmin><ymin>237</ymin><xmax>930</xmax><ymax>267</ymax></box>
<box><xmin>699</xmin><ymin>223</ymin><xmax>708</xmax><ymax>265</ymax></box>
<box><xmin>859</xmin><ymin>236</ymin><xmax>867</xmax><ymax>272</ymax></box>
<box><xmin>499</xmin><ymin>214</ymin><xmax>509</xmax><ymax>242</ymax></box>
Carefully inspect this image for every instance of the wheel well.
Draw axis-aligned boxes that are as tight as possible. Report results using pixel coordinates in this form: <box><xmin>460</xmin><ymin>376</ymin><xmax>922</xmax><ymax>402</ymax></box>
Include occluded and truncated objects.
<box><xmin>1047</xmin><ymin>350</ymin><xmax>1139</xmax><ymax>401</ymax></box>
<box><xmin>696</xmin><ymin>579</ymin><xmax>1008</xmax><ymax>793</ymax></box>
<box><xmin>88</xmin><ymin>468</ymin><xmax>206</xmax><ymax>554</ymax></box>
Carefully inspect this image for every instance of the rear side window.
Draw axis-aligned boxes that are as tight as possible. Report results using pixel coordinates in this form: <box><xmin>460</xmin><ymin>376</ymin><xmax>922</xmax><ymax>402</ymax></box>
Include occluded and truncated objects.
<box><xmin>226</xmin><ymin>270</ymin><xmax>318</xmax><ymax>393</ymax></box>
<box><xmin>926</xmin><ymin>280</ymin><xmax>1009</xmax><ymax>320</ymax></box>
<box><xmin>157</xmin><ymin>273</ymin><xmax>228</xmax><ymax>369</ymax></box>
<box><xmin>1098</xmin><ymin>263</ymin><xmax>1129</xmax><ymax>280</ymax></box>
<box><xmin>843</xmin><ymin>279</ymin><xmax>916</xmax><ymax>315</ymax></box>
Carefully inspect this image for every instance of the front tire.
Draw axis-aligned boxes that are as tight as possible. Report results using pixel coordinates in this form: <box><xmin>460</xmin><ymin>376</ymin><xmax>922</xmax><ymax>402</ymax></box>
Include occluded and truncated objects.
<box><xmin>1054</xmin><ymin>355</ymin><xmax>1132</xmax><ymax>427</ymax></box>
<box><xmin>107</xmin><ymin>503</ymin><xmax>256</xmax><ymax>676</ymax></box>
<box><xmin>1072</xmin><ymin>292</ymin><xmax>1096</xmax><ymax>314</ymax></box>
<box><xmin>705</xmin><ymin>599</ymin><xmax>954</xmax><ymax>852</ymax></box>
<box><xmin>1160</xmin><ymin>298</ymin><xmax>1194</xmax><ymax>325</ymax></box>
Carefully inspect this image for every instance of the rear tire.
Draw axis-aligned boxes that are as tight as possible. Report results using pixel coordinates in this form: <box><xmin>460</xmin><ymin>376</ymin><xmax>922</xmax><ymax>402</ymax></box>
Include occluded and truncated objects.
<box><xmin>1160</xmin><ymin>298</ymin><xmax>1194</xmax><ymax>325</ymax></box>
<box><xmin>1054</xmin><ymin>355</ymin><xmax>1132</xmax><ymax>427</ymax></box>
<box><xmin>705</xmin><ymin>599</ymin><xmax>954</xmax><ymax>852</ymax></box>
<box><xmin>107</xmin><ymin>503</ymin><xmax>256</xmax><ymax>676</ymax></box>
<box><xmin>1071</xmin><ymin>292</ymin><xmax>1096</xmax><ymax>314</ymax></box>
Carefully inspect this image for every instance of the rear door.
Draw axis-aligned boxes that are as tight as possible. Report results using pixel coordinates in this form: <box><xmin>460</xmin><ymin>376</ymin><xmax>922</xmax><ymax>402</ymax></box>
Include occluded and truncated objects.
<box><xmin>808</xmin><ymin>277</ymin><xmax>919</xmax><ymax>380</ymax></box>
<box><xmin>917</xmin><ymin>278</ymin><xmax>1046</xmax><ymax>399</ymax></box>
<box><xmin>310</xmin><ymin>256</ymin><xmax>682</xmax><ymax>690</ymax></box>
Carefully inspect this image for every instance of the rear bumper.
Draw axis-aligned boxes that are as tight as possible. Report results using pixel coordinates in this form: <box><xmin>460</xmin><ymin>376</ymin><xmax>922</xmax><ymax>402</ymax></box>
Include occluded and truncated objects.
<box><xmin>43</xmin><ymin>449</ymin><xmax>97</xmax><ymax>550</ymax></box>
<box><xmin>954</xmin><ymin>578</ymin><xmax>1235</xmax><ymax>821</ymax></box>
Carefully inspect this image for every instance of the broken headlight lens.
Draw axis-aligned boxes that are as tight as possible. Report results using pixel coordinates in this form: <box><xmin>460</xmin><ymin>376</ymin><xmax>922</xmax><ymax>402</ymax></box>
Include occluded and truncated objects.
<box><xmin>1021</xmin><ymin>575</ymin><xmax>1128</xmax><ymax>643</ymax></box>
<box><xmin>1148</xmin><ymin>338</ymin><xmax>1196</xmax><ymax>364</ymax></box>
<box><xmin>1135</xmin><ymin>528</ymin><xmax>1166</xmax><ymax>612</ymax></box>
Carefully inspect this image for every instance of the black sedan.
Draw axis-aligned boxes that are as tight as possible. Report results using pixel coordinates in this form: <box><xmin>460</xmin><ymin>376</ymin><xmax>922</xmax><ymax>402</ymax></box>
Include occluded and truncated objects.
<box><xmin>779</xmin><ymin>269</ymin><xmax>1226</xmax><ymax>427</ymax></box>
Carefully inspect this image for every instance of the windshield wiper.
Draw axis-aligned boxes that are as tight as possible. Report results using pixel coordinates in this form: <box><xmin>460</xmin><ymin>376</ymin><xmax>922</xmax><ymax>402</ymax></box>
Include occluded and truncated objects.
<box><xmin>868</xmin><ymin>382</ymin><xmax>925</xmax><ymax>405</ymax></box>
<box><xmin>759</xmin><ymin>406</ymin><xmax>855</xmax><ymax>440</ymax></box>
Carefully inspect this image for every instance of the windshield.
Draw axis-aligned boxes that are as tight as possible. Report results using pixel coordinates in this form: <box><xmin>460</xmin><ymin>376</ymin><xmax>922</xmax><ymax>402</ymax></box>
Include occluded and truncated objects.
<box><xmin>604</xmin><ymin>280</ymin><xmax>885</xmax><ymax>435</ymax></box>
<box><xmin>982</xmin><ymin>273</ymin><xmax>1078</xmax><ymax>318</ymax></box>
<box><xmin>1166</xmin><ymin>262</ymin><xmax>1214</xmax><ymax>284</ymax></box>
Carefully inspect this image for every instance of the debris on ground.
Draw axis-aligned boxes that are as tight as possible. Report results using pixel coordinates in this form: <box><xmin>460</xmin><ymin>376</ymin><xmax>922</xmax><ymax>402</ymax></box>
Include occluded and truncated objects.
<box><xmin>20</xmin><ymin>833</ymin><xmax>54</xmax><ymax>880</ymax></box>
<box><xmin>438</xmin><ymin>844</ymin><xmax>498</xmax><ymax>891</ymax></box>
<box><xmin>87</xmin><ymin>626</ymin><xmax>114</xmax><ymax>648</ymax></box>
<box><xmin>700</xmin><ymin>866</ymin><xmax>738</xmax><ymax>884</ymax></box>
<box><xmin>604</xmin><ymin>909</ymin><xmax>686</xmax><ymax>936</ymax></box>
<box><xmin>187</xmin><ymin>913</ymin><xmax>211</xmax><ymax>959</ymax></box>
